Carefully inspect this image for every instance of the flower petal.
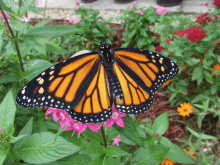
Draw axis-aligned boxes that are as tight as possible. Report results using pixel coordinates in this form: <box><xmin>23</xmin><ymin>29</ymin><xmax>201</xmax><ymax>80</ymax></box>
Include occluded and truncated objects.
<box><xmin>115</xmin><ymin>118</ymin><xmax>125</xmax><ymax>127</ymax></box>
<box><xmin>105</xmin><ymin>119</ymin><xmax>114</xmax><ymax>128</ymax></box>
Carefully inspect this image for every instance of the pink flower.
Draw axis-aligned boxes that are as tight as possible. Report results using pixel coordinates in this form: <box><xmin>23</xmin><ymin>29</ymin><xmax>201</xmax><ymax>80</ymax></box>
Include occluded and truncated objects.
<box><xmin>166</xmin><ymin>38</ymin><xmax>172</xmax><ymax>42</ymax></box>
<box><xmin>75</xmin><ymin>0</ymin><xmax>80</xmax><ymax>10</ymax></box>
<box><xmin>21</xmin><ymin>15</ymin><xmax>31</xmax><ymax>22</ymax></box>
<box><xmin>112</xmin><ymin>135</ymin><xmax>121</xmax><ymax>146</ymax></box>
<box><xmin>0</xmin><ymin>11</ymin><xmax>10</xmax><ymax>22</ymax></box>
<box><xmin>149</xmin><ymin>25</ymin><xmax>153</xmax><ymax>31</ymax></box>
<box><xmin>136</xmin><ymin>10</ymin><xmax>143</xmax><ymax>15</ymax></box>
<box><xmin>69</xmin><ymin>17</ymin><xmax>81</xmax><ymax>24</ymax></box>
<box><xmin>154</xmin><ymin>6</ymin><xmax>167</xmax><ymax>15</ymax></box>
<box><xmin>46</xmin><ymin>108</ymin><xmax>70</xmax><ymax>130</ymax></box>
<box><xmin>106</xmin><ymin>104</ymin><xmax>126</xmax><ymax>128</ymax></box>
<box><xmin>129</xmin><ymin>1</ymin><xmax>138</xmax><ymax>11</ymax></box>
<box><xmin>204</xmin><ymin>2</ymin><xmax>209</xmax><ymax>6</ymax></box>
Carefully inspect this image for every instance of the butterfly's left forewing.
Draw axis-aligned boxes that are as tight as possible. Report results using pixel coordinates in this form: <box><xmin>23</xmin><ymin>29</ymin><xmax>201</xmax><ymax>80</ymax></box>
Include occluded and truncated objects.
<box><xmin>16</xmin><ymin>53</ymin><xmax>101</xmax><ymax>110</ymax></box>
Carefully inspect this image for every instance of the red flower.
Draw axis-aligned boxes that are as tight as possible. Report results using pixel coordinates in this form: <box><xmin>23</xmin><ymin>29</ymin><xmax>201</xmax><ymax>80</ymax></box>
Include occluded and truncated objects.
<box><xmin>204</xmin><ymin>2</ymin><xmax>209</xmax><ymax>7</ymax></box>
<box><xmin>186</xmin><ymin>26</ymin><xmax>207</xmax><ymax>42</ymax></box>
<box><xmin>154</xmin><ymin>45</ymin><xmax>164</xmax><ymax>51</ymax></box>
<box><xmin>153</xmin><ymin>33</ymin><xmax>158</xmax><ymax>37</ymax></box>
<box><xmin>213</xmin><ymin>0</ymin><xmax>220</xmax><ymax>7</ymax></box>
<box><xmin>174</xmin><ymin>30</ymin><xmax>187</xmax><ymax>37</ymax></box>
<box><xmin>166</xmin><ymin>38</ymin><xmax>172</xmax><ymax>42</ymax></box>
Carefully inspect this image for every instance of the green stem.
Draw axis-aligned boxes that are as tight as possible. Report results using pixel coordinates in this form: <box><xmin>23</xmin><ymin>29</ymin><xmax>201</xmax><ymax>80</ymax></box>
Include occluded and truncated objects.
<box><xmin>100</xmin><ymin>126</ymin><xmax>107</xmax><ymax>147</ymax></box>
<box><xmin>0</xmin><ymin>6</ymin><xmax>24</xmax><ymax>72</ymax></box>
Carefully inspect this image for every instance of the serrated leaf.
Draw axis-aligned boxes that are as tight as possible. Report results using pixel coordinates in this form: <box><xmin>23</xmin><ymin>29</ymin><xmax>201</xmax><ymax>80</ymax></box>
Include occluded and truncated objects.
<box><xmin>113</xmin><ymin>116</ymin><xmax>144</xmax><ymax>147</ymax></box>
<box><xmin>0</xmin><ymin>148</ymin><xmax>9</xmax><ymax>165</ymax></box>
<box><xmin>0</xmin><ymin>89</ymin><xmax>16</xmax><ymax>134</ymax></box>
<box><xmin>24</xmin><ymin>59</ymin><xmax>53</xmax><ymax>80</ymax></box>
<box><xmin>28</xmin><ymin>5</ymin><xmax>43</xmax><ymax>15</ymax></box>
<box><xmin>105</xmin><ymin>146</ymin><xmax>128</xmax><ymax>157</ymax></box>
<box><xmin>152</xmin><ymin>112</ymin><xmax>169</xmax><ymax>135</ymax></box>
<box><xmin>18</xmin><ymin>132</ymin><xmax>82</xmax><ymax>164</ymax></box>
<box><xmin>16</xmin><ymin>117</ymin><xmax>33</xmax><ymax>148</ymax></box>
<box><xmin>34</xmin><ymin>20</ymin><xmax>51</xmax><ymax>28</ymax></box>
<box><xmin>9</xmin><ymin>22</ymin><xmax>30</xmax><ymax>34</ymax></box>
<box><xmin>82</xmin><ymin>128</ymin><xmax>102</xmax><ymax>142</ymax></box>
<box><xmin>160</xmin><ymin>138</ymin><xmax>196</xmax><ymax>164</ymax></box>
<box><xmin>9</xmin><ymin>134</ymin><xmax>28</xmax><ymax>143</ymax></box>
<box><xmin>80</xmin><ymin>146</ymin><xmax>105</xmax><ymax>155</ymax></box>
<box><xmin>23</xmin><ymin>25</ymin><xmax>79</xmax><ymax>38</ymax></box>
<box><xmin>58</xmin><ymin>153</ymin><xmax>91</xmax><ymax>165</ymax></box>
<box><xmin>132</xmin><ymin>145</ymin><xmax>168</xmax><ymax>165</ymax></box>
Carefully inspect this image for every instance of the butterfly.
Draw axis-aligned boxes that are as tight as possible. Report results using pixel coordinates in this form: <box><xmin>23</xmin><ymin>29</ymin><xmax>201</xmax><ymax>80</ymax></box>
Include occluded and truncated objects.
<box><xmin>16</xmin><ymin>42</ymin><xmax>179</xmax><ymax>124</ymax></box>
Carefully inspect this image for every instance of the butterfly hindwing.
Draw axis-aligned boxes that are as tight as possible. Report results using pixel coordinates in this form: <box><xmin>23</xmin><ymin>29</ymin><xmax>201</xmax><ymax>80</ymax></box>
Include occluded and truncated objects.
<box><xmin>112</xmin><ymin>48</ymin><xmax>178</xmax><ymax>114</ymax></box>
<box><xmin>113</xmin><ymin>48</ymin><xmax>179</xmax><ymax>94</ymax></box>
<box><xmin>66</xmin><ymin>63</ymin><xmax>112</xmax><ymax>123</ymax></box>
<box><xmin>113</xmin><ymin>61</ymin><xmax>155</xmax><ymax>114</ymax></box>
<box><xmin>16</xmin><ymin>53</ymin><xmax>101</xmax><ymax>110</ymax></box>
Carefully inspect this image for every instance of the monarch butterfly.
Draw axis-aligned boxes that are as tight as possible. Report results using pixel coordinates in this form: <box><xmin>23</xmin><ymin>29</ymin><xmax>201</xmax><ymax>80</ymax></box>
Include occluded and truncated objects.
<box><xmin>16</xmin><ymin>42</ymin><xmax>178</xmax><ymax>123</ymax></box>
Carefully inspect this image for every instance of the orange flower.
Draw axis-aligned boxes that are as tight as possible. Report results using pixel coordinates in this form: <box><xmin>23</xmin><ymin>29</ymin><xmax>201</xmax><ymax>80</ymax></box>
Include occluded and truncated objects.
<box><xmin>211</xmin><ymin>63</ymin><xmax>220</xmax><ymax>76</ymax></box>
<box><xmin>163</xmin><ymin>80</ymin><xmax>172</xmax><ymax>86</ymax></box>
<box><xmin>182</xmin><ymin>65</ymin><xmax>187</xmax><ymax>71</ymax></box>
<box><xmin>161</xmin><ymin>158</ymin><xmax>176</xmax><ymax>165</ymax></box>
<box><xmin>177</xmin><ymin>102</ymin><xmax>193</xmax><ymax>117</ymax></box>
<box><xmin>182</xmin><ymin>148</ymin><xmax>197</xmax><ymax>159</ymax></box>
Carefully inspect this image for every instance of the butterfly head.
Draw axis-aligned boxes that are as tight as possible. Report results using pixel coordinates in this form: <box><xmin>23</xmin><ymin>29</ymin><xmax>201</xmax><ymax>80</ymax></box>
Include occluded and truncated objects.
<box><xmin>100</xmin><ymin>41</ymin><xmax>112</xmax><ymax>63</ymax></box>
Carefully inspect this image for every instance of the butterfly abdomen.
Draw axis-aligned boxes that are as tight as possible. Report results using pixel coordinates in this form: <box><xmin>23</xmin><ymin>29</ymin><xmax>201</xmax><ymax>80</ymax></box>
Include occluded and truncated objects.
<box><xmin>106</xmin><ymin>69</ymin><xmax>123</xmax><ymax>100</ymax></box>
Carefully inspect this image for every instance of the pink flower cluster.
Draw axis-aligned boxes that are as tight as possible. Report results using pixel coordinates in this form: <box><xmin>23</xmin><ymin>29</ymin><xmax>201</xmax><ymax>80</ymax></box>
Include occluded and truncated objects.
<box><xmin>186</xmin><ymin>26</ymin><xmax>207</xmax><ymax>42</ymax></box>
<box><xmin>69</xmin><ymin>18</ymin><xmax>81</xmax><ymax>24</ymax></box>
<box><xmin>154</xmin><ymin>6</ymin><xmax>167</xmax><ymax>15</ymax></box>
<box><xmin>46</xmin><ymin>104</ymin><xmax>126</xmax><ymax>138</ymax></box>
<box><xmin>0</xmin><ymin>11</ymin><xmax>10</xmax><ymax>22</ymax></box>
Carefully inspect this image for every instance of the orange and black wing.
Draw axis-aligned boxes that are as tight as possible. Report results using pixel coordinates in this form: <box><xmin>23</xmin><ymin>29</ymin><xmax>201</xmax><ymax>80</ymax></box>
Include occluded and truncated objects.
<box><xmin>66</xmin><ymin>63</ymin><xmax>112</xmax><ymax>123</ymax></box>
<box><xmin>112</xmin><ymin>48</ymin><xmax>179</xmax><ymax>114</ymax></box>
<box><xmin>16</xmin><ymin>52</ymin><xmax>101</xmax><ymax>110</ymax></box>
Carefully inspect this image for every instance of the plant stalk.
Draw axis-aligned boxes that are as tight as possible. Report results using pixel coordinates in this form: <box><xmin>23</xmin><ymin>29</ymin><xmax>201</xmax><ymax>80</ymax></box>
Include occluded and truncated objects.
<box><xmin>0</xmin><ymin>6</ymin><xmax>24</xmax><ymax>72</ymax></box>
<box><xmin>100</xmin><ymin>126</ymin><xmax>107</xmax><ymax>147</ymax></box>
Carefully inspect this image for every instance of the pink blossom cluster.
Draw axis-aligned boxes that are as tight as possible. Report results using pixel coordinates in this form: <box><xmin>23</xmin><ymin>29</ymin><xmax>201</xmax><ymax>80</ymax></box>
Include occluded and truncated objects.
<box><xmin>46</xmin><ymin>104</ymin><xmax>126</xmax><ymax>139</ymax></box>
<box><xmin>196</xmin><ymin>12</ymin><xmax>219</xmax><ymax>25</ymax></box>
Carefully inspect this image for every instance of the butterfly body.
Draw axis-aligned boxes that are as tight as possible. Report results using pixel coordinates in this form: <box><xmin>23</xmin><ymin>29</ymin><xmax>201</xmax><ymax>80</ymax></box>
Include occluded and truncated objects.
<box><xmin>16</xmin><ymin>42</ymin><xmax>178</xmax><ymax>123</ymax></box>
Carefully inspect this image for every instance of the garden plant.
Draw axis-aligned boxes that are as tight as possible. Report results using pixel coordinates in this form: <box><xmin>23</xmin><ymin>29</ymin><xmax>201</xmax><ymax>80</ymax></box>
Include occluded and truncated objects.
<box><xmin>0</xmin><ymin>0</ymin><xmax>220</xmax><ymax>164</ymax></box>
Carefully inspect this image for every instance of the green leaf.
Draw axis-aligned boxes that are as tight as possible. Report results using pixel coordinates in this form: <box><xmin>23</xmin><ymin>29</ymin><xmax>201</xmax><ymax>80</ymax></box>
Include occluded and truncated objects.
<box><xmin>0</xmin><ymin>75</ymin><xmax>18</xmax><ymax>84</ymax></box>
<box><xmin>16</xmin><ymin>117</ymin><xmax>33</xmax><ymax>148</ymax></box>
<box><xmin>9</xmin><ymin>134</ymin><xmax>28</xmax><ymax>143</ymax></box>
<box><xmin>23</xmin><ymin>25</ymin><xmax>80</xmax><ymax>38</ymax></box>
<box><xmin>106</xmin><ymin>127</ymin><xmax>120</xmax><ymax>142</ymax></box>
<box><xmin>28</xmin><ymin>5</ymin><xmax>43</xmax><ymax>15</ymax></box>
<box><xmin>128</xmin><ymin>29</ymin><xmax>136</xmax><ymax>39</ymax></box>
<box><xmin>91</xmin><ymin>28</ymin><xmax>100</xmax><ymax>34</ymax></box>
<box><xmin>200</xmin><ymin>133</ymin><xmax>217</xmax><ymax>140</ymax></box>
<box><xmin>32</xmin><ymin>37</ymin><xmax>46</xmax><ymax>55</ymax></box>
<box><xmin>24</xmin><ymin>59</ymin><xmax>53</xmax><ymax>80</ymax></box>
<box><xmin>105</xmin><ymin>146</ymin><xmax>129</xmax><ymax>157</ymax></box>
<box><xmin>113</xmin><ymin>116</ymin><xmax>144</xmax><ymax>147</ymax></box>
<box><xmin>132</xmin><ymin>145</ymin><xmax>168</xmax><ymax>165</ymax></box>
<box><xmin>160</xmin><ymin>137</ymin><xmax>196</xmax><ymax>164</ymax></box>
<box><xmin>80</xmin><ymin>146</ymin><xmax>105</xmax><ymax>155</ymax></box>
<box><xmin>34</xmin><ymin>20</ymin><xmax>51</xmax><ymax>28</ymax></box>
<box><xmin>152</xmin><ymin>112</ymin><xmax>169</xmax><ymax>135</ymax></box>
<box><xmin>186</xmin><ymin>127</ymin><xmax>199</xmax><ymax>137</ymax></box>
<box><xmin>24</xmin><ymin>0</ymin><xmax>33</xmax><ymax>10</ymax></box>
<box><xmin>0</xmin><ymin>89</ymin><xmax>16</xmax><ymax>133</ymax></box>
<box><xmin>58</xmin><ymin>153</ymin><xmax>91</xmax><ymax>165</ymax></box>
<box><xmin>18</xmin><ymin>132</ymin><xmax>82</xmax><ymax>164</ymax></box>
<box><xmin>9</xmin><ymin>22</ymin><xmax>30</xmax><ymax>34</ymax></box>
<box><xmin>0</xmin><ymin>149</ymin><xmax>9</xmax><ymax>165</ymax></box>
<box><xmin>82</xmin><ymin>128</ymin><xmax>102</xmax><ymax>142</ymax></box>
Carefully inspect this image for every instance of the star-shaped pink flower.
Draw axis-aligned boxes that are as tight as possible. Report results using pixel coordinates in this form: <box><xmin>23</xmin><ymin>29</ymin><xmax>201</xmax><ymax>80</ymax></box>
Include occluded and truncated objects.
<box><xmin>46</xmin><ymin>108</ymin><xmax>70</xmax><ymax>130</ymax></box>
<box><xmin>106</xmin><ymin>104</ymin><xmax>126</xmax><ymax>128</ymax></box>
<box><xmin>69</xmin><ymin>17</ymin><xmax>81</xmax><ymax>24</ymax></box>
<box><xmin>154</xmin><ymin>6</ymin><xmax>167</xmax><ymax>15</ymax></box>
<box><xmin>21</xmin><ymin>14</ymin><xmax>31</xmax><ymax>22</ymax></box>
<box><xmin>112</xmin><ymin>135</ymin><xmax>121</xmax><ymax>146</ymax></box>
<box><xmin>136</xmin><ymin>10</ymin><xmax>143</xmax><ymax>15</ymax></box>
